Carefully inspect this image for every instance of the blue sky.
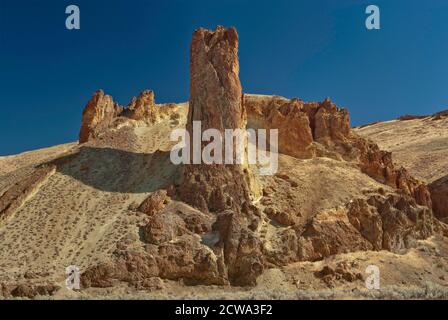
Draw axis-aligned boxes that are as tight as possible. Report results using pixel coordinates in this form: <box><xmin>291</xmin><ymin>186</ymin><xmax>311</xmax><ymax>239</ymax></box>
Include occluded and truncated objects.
<box><xmin>1</xmin><ymin>0</ymin><xmax>448</xmax><ymax>155</ymax></box>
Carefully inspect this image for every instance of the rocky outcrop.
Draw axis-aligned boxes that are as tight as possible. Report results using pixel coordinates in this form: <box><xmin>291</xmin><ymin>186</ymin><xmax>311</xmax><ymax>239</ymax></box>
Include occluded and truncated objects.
<box><xmin>354</xmin><ymin>137</ymin><xmax>432</xmax><ymax>208</ymax></box>
<box><xmin>270</xmin><ymin>191</ymin><xmax>436</xmax><ymax>263</ymax></box>
<box><xmin>76</xmin><ymin>26</ymin><xmax>444</xmax><ymax>290</ymax></box>
<box><xmin>180</xmin><ymin>26</ymin><xmax>261</xmax><ymax>213</ymax></box>
<box><xmin>212</xmin><ymin>209</ymin><xmax>264</xmax><ymax>286</ymax></box>
<box><xmin>138</xmin><ymin>190</ymin><xmax>170</xmax><ymax>216</ymax></box>
<box><xmin>143</xmin><ymin>202</ymin><xmax>212</xmax><ymax>245</ymax></box>
<box><xmin>79</xmin><ymin>90</ymin><xmax>121</xmax><ymax>143</ymax></box>
<box><xmin>314</xmin><ymin>262</ymin><xmax>363</xmax><ymax>288</ymax></box>
<box><xmin>348</xmin><ymin>193</ymin><xmax>434</xmax><ymax>252</ymax></box>
<box><xmin>306</xmin><ymin>97</ymin><xmax>350</xmax><ymax>144</ymax></box>
<box><xmin>429</xmin><ymin>175</ymin><xmax>448</xmax><ymax>220</ymax></box>
<box><xmin>298</xmin><ymin>208</ymin><xmax>374</xmax><ymax>261</ymax></box>
<box><xmin>178</xmin><ymin>26</ymin><xmax>264</xmax><ymax>286</ymax></box>
<box><xmin>120</xmin><ymin>90</ymin><xmax>157</xmax><ymax>123</ymax></box>
<box><xmin>82</xmin><ymin>201</ymin><xmax>227</xmax><ymax>288</ymax></box>
<box><xmin>245</xmin><ymin>94</ymin><xmax>431</xmax><ymax>209</ymax></box>
<box><xmin>0</xmin><ymin>283</ymin><xmax>60</xmax><ymax>299</ymax></box>
<box><xmin>245</xmin><ymin>95</ymin><xmax>314</xmax><ymax>158</ymax></box>
<box><xmin>79</xmin><ymin>89</ymin><xmax>176</xmax><ymax>143</ymax></box>
<box><xmin>245</xmin><ymin>95</ymin><xmax>350</xmax><ymax>158</ymax></box>
<box><xmin>81</xmin><ymin>236</ymin><xmax>227</xmax><ymax>288</ymax></box>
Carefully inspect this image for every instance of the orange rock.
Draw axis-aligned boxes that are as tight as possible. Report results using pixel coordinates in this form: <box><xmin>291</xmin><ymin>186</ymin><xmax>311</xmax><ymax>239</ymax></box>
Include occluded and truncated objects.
<box><xmin>180</xmin><ymin>26</ymin><xmax>260</xmax><ymax>213</ymax></box>
<box><xmin>79</xmin><ymin>90</ymin><xmax>120</xmax><ymax>143</ymax></box>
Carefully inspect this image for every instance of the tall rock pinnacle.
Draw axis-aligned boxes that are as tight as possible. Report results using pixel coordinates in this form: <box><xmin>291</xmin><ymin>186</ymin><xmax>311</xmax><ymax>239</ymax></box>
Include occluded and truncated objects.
<box><xmin>179</xmin><ymin>27</ymin><xmax>264</xmax><ymax>285</ymax></box>
<box><xmin>180</xmin><ymin>26</ymin><xmax>260</xmax><ymax>213</ymax></box>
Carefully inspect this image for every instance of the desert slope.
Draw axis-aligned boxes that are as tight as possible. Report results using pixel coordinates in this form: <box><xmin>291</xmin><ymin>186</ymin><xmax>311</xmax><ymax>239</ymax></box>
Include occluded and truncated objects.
<box><xmin>355</xmin><ymin>114</ymin><xmax>448</xmax><ymax>183</ymax></box>
<box><xmin>355</xmin><ymin>113</ymin><xmax>448</xmax><ymax>221</ymax></box>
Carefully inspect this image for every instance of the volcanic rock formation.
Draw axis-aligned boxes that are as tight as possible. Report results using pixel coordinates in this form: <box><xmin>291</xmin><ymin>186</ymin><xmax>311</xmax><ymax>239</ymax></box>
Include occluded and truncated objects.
<box><xmin>79</xmin><ymin>89</ymin><xmax>175</xmax><ymax>143</ymax></box>
<box><xmin>74</xmin><ymin>26</ymin><xmax>446</xmax><ymax>290</ymax></box>
<box><xmin>244</xmin><ymin>94</ymin><xmax>432</xmax><ymax>209</ymax></box>
<box><xmin>3</xmin><ymin>26</ymin><xmax>442</xmax><ymax>296</ymax></box>
<box><xmin>179</xmin><ymin>26</ymin><xmax>261</xmax><ymax>214</ymax></box>
<box><xmin>178</xmin><ymin>26</ymin><xmax>264</xmax><ymax>286</ymax></box>
<box><xmin>79</xmin><ymin>90</ymin><xmax>121</xmax><ymax>143</ymax></box>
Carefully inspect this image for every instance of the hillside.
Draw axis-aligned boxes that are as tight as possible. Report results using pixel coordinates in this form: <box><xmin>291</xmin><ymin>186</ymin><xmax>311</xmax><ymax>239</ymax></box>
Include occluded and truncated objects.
<box><xmin>0</xmin><ymin>26</ymin><xmax>447</xmax><ymax>300</ymax></box>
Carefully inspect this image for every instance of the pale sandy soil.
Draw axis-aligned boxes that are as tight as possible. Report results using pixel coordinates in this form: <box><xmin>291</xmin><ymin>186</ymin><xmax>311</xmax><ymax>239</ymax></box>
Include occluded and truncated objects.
<box><xmin>355</xmin><ymin>116</ymin><xmax>448</xmax><ymax>184</ymax></box>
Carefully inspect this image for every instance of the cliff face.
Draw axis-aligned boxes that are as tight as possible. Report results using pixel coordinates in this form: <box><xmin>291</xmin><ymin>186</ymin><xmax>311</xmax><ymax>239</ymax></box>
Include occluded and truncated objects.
<box><xmin>245</xmin><ymin>95</ymin><xmax>350</xmax><ymax>159</ymax></box>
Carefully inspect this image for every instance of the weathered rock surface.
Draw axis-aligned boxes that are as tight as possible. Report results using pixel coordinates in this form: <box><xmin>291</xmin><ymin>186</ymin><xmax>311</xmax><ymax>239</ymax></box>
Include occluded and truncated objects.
<box><xmin>81</xmin><ymin>201</ymin><xmax>227</xmax><ymax>287</ymax></box>
<box><xmin>52</xmin><ymin>26</ymin><xmax>448</xmax><ymax>292</ymax></box>
<box><xmin>348</xmin><ymin>193</ymin><xmax>434</xmax><ymax>252</ymax></box>
<box><xmin>354</xmin><ymin>137</ymin><xmax>433</xmax><ymax>208</ymax></box>
<box><xmin>79</xmin><ymin>89</ymin><xmax>177</xmax><ymax>143</ymax></box>
<box><xmin>138</xmin><ymin>190</ymin><xmax>170</xmax><ymax>216</ymax></box>
<box><xmin>180</xmin><ymin>26</ymin><xmax>261</xmax><ymax>213</ymax></box>
<box><xmin>0</xmin><ymin>283</ymin><xmax>60</xmax><ymax>299</ymax></box>
<box><xmin>314</xmin><ymin>262</ymin><xmax>363</xmax><ymax>288</ymax></box>
<box><xmin>121</xmin><ymin>90</ymin><xmax>157</xmax><ymax>123</ymax></box>
<box><xmin>245</xmin><ymin>94</ymin><xmax>432</xmax><ymax>209</ymax></box>
<box><xmin>429</xmin><ymin>176</ymin><xmax>448</xmax><ymax>220</ymax></box>
<box><xmin>143</xmin><ymin>201</ymin><xmax>212</xmax><ymax>244</ymax></box>
<box><xmin>245</xmin><ymin>95</ymin><xmax>350</xmax><ymax>158</ymax></box>
<box><xmin>79</xmin><ymin>90</ymin><xmax>121</xmax><ymax>143</ymax></box>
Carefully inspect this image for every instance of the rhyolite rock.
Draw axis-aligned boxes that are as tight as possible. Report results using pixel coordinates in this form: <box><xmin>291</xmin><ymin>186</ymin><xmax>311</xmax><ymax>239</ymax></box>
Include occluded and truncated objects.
<box><xmin>79</xmin><ymin>89</ymin><xmax>175</xmax><ymax>143</ymax></box>
<box><xmin>180</xmin><ymin>26</ymin><xmax>261</xmax><ymax>213</ymax></box>
<box><xmin>121</xmin><ymin>90</ymin><xmax>157</xmax><ymax>123</ymax></box>
<box><xmin>429</xmin><ymin>175</ymin><xmax>448</xmax><ymax>220</ymax></box>
<box><xmin>78</xmin><ymin>26</ymin><xmax>446</xmax><ymax>291</ymax></box>
<box><xmin>79</xmin><ymin>90</ymin><xmax>120</xmax><ymax>143</ymax></box>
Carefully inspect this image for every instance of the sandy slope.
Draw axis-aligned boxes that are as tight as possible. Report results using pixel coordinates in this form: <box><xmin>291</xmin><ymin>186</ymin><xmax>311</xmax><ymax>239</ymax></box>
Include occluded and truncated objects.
<box><xmin>355</xmin><ymin>116</ymin><xmax>448</xmax><ymax>184</ymax></box>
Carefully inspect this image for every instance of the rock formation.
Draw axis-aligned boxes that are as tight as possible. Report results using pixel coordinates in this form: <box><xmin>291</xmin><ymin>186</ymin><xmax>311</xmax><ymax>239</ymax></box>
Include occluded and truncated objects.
<box><xmin>245</xmin><ymin>95</ymin><xmax>350</xmax><ymax>158</ymax></box>
<box><xmin>0</xmin><ymin>165</ymin><xmax>56</xmax><ymax>225</ymax></box>
<box><xmin>120</xmin><ymin>90</ymin><xmax>157</xmax><ymax>123</ymax></box>
<box><xmin>429</xmin><ymin>176</ymin><xmax>448</xmax><ymax>221</ymax></box>
<box><xmin>75</xmin><ymin>26</ymin><xmax>446</xmax><ymax>291</ymax></box>
<box><xmin>347</xmin><ymin>194</ymin><xmax>434</xmax><ymax>252</ymax></box>
<box><xmin>178</xmin><ymin>26</ymin><xmax>263</xmax><ymax>286</ymax></box>
<box><xmin>79</xmin><ymin>89</ymin><xmax>175</xmax><ymax>143</ymax></box>
<box><xmin>180</xmin><ymin>26</ymin><xmax>261</xmax><ymax>213</ymax></box>
<box><xmin>79</xmin><ymin>90</ymin><xmax>120</xmax><ymax>143</ymax></box>
<box><xmin>245</xmin><ymin>94</ymin><xmax>432</xmax><ymax>209</ymax></box>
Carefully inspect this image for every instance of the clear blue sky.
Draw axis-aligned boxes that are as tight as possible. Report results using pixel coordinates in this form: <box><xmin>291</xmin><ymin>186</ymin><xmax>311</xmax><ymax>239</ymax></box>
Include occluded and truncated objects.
<box><xmin>1</xmin><ymin>0</ymin><xmax>448</xmax><ymax>155</ymax></box>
